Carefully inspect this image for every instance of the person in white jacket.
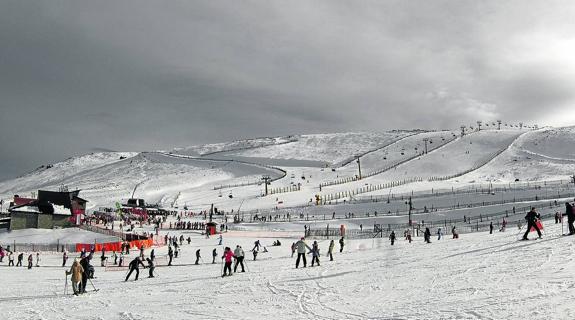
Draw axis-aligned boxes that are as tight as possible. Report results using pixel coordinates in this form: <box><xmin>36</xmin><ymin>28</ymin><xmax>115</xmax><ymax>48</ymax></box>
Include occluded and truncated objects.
<box><xmin>233</xmin><ymin>245</ymin><xmax>245</xmax><ymax>272</ymax></box>
<box><xmin>295</xmin><ymin>237</ymin><xmax>312</xmax><ymax>268</ymax></box>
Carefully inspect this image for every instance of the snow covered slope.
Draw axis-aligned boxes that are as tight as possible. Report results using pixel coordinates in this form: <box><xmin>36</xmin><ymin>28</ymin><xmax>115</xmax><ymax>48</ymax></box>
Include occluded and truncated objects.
<box><xmin>1</xmin><ymin>221</ymin><xmax>573</xmax><ymax>319</ymax></box>
<box><xmin>0</xmin><ymin>127</ymin><xmax>572</xmax><ymax>212</ymax></box>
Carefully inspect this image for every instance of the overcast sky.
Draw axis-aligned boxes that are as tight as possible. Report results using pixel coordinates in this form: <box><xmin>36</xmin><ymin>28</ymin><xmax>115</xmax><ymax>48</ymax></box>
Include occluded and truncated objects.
<box><xmin>1</xmin><ymin>1</ymin><xmax>575</xmax><ymax>181</ymax></box>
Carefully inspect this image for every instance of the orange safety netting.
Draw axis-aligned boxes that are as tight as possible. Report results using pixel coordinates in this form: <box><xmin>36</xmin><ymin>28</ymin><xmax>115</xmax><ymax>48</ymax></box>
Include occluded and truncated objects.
<box><xmin>75</xmin><ymin>238</ymin><xmax>154</xmax><ymax>253</ymax></box>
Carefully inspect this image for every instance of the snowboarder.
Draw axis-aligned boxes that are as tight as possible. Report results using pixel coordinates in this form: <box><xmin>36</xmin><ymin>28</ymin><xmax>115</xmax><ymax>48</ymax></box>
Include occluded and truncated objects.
<box><xmin>295</xmin><ymin>237</ymin><xmax>312</xmax><ymax>268</ymax></box>
<box><xmin>390</xmin><ymin>231</ymin><xmax>396</xmax><ymax>245</ymax></box>
<box><xmin>233</xmin><ymin>245</ymin><xmax>245</xmax><ymax>272</ymax></box>
<box><xmin>62</xmin><ymin>251</ymin><xmax>68</xmax><ymax>267</ymax></box>
<box><xmin>212</xmin><ymin>248</ymin><xmax>217</xmax><ymax>264</ymax></box>
<box><xmin>489</xmin><ymin>222</ymin><xmax>494</xmax><ymax>234</ymax></box>
<box><xmin>168</xmin><ymin>246</ymin><xmax>173</xmax><ymax>266</ymax></box>
<box><xmin>66</xmin><ymin>258</ymin><xmax>84</xmax><ymax>295</ymax></box>
<box><xmin>125</xmin><ymin>257</ymin><xmax>145</xmax><ymax>281</ymax></box>
<box><xmin>563</xmin><ymin>202</ymin><xmax>575</xmax><ymax>235</ymax></box>
<box><xmin>310</xmin><ymin>241</ymin><xmax>320</xmax><ymax>267</ymax></box>
<box><xmin>522</xmin><ymin>207</ymin><xmax>542</xmax><ymax>240</ymax></box>
<box><xmin>222</xmin><ymin>247</ymin><xmax>234</xmax><ymax>277</ymax></box>
<box><xmin>327</xmin><ymin>240</ymin><xmax>335</xmax><ymax>261</ymax></box>
<box><xmin>195</xmin><ymin>249</ymin><xmax>201</xmax><ymax>265</ymax></box>
<box><xmin>339</xmin><ymin>237</ymin><xmax>344</xmax><ymax>253</ymax></box>
<box><xmin>145</xmin><ymin>257</ymin><xmax>155</xmax><ymax>278</ymax></box>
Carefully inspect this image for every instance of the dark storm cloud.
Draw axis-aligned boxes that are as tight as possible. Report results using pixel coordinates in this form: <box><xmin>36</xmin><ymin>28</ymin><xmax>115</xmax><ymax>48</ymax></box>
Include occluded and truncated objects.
<box><xmin>2</xmin><ymin>0</ymin><xmax>575</xmax><ymax>180</ymax></box>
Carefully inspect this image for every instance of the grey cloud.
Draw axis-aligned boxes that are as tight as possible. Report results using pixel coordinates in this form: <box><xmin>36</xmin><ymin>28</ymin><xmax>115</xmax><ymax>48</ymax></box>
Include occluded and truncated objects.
<box><xmin>2</xmin><ymin>0</ymin><xmax>575</xmax><ymax>180</ymax></box>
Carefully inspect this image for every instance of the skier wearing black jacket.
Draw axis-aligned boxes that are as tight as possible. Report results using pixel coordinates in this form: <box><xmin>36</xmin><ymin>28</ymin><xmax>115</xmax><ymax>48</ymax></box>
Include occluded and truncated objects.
<box><xmin>389</xmin><ymin>231</ymin><xmax>396</xmax><ymax>245</ymax></box>
<box><xmin>523</xmin><ymin>207</ymin><xmax>542</xmax><ymax>240</ymax></box>
<box><xmin>563</xmin><ymin>202</ymin><xmax>575</xmax><ymax>235</ymax></box>
<box><xmin>79</xmin><ymin>256</ymin><xmax>93</xmax><ymax>293</ymax></box>
<box><xmin>125</xmin><ymin>257</ymin><xmax>146</xmax><ymax>281</ymax></box>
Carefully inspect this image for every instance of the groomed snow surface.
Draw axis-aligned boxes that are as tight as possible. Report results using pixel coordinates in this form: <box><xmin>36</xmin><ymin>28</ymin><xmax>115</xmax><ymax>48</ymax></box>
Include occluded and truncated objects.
<box><xmin>1</xmin><ymin>220</ymin><xmax>574</xmax><ymax>319</ymax></box>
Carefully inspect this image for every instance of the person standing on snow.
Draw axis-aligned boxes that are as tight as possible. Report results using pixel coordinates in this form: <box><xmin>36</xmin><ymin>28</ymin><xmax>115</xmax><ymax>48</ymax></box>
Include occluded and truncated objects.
<box><xmin>327</xmin><ymin>240</ymin><xmax>335</xmax><ymax>261</ymax></box>
<box><xmin>17</xmin><ymin>252</ymin><xmax>24</xmax><ymax>267</ymax></box>
<box><xmin>563</xmin><ymin>202</ymin><xmax>575</xmax><ymax>235</ymax></box>
<box><xmin>8</xmin><ymin>251</ymin><xmax>14</xmax><ymax>266</ymax></box>
<box><xmin>66</xmin><ymin>258</ymin><xmax>84</xmax><ymax>295</ymax></box>
<box><xmin>27</xmin><ymin>254</ymin><xmax>33</xmax><ymax>269</ymax></box>
<box><xmin>310</xmin><ymin>241</ymin><xmax>320</xmax><ymax>267</ymax></box>
<box><xmin>125</xmin><ymin>257</ymin><xmax>146</xmax><ymax>281</ymax></box>
<box><xmin>489</xmin><ymin>222</ymin><xmax>494</xmax><ymax>234</ymax></box>
<box><xmin>212</xmin><ymin>248</ymin><xmax>217</xmax><ymax>264</ymax></box>
<box><xmin>195</xmin><ymin>249</ymin><xmax>201</xmax><ymax>265</ymax></box>
<box><xmin>291</xmin><ymin>242</ymin><xmax>296</xmax><ymax>258</ymax></box>
<box><xmin>35</xmin><ymin>252</ymin><xmax>40</xmax><ymax>267</ymax></box>
<box><xmin>389</xmin><ymin>231</ymin><xmax>396</xmax><ymax>245</ymax></box>
<box><xmin>218</xmin><ymin>235</ymin><xmax>223</xmax><ymax>245</ymax></box>
<box><xmin>405</xmin><ymin>229</ymin><xmax>412</xmax><ymax>243</ymax></box>
<box><xmin>233</xmin><ymin>245</ymin><xmax>245</xmax><ymax>272</ymax></box>
<box><xmin>145</xmin><ymin>257</ymin><xmax>155</xmax><ymax>278</ymax></box>
<box><xmin>339</xmin><ymin>237</ymin><xmax>344</xmax><ymax>253</ymax></box>
<box><xmin>167</xmin><ymin>246</ymin><xmax>173</xmax><ymax>266</ymax></box>
<box><xmin>295</xmin><ymin>237</ymin><xmax>312</xmax><ymax>268</ymax></box>
<box><xmin>62</xmin><ymin>251</ymin><xmax>68</xmax><ymax>267</ymax></box>
<box><xmin>522</xmin><ymin>207</ymin><xmax>542</xmax><ymax>240</ymax></box>
<box><xmin>222</xmin><ymin>247</ymin><xmax>234</xmax><ymax>277</ymax></box>
<box><xmin>424</xmin><ymin>228</ymin><xmax>432</xmax><ymax>243</ymax></box>
<box><xmin>436</xmin><ymin>228</ymin><xmax>442</xmax><ymax>241</ymax></box>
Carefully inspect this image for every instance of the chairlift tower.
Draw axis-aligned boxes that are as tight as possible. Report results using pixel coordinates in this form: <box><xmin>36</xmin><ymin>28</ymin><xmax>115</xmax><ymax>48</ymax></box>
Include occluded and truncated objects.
<box><xmin>261</xmin><ymin>175</ymin><xmax>271</xmax><ymax>196</ymax></box>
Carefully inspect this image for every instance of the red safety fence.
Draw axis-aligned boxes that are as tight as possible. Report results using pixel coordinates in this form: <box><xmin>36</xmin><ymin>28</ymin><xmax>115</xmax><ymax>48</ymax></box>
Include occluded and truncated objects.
<box><xmin>75</xmin><ymin>238</ymin><xmax>154</xmax><ymax>253</ymax></box>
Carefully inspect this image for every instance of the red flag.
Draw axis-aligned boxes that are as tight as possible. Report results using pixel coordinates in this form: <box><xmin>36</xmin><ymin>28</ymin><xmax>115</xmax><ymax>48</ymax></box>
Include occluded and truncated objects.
<box><xmin>530</xmin><ymin>220</ymin><xmax>544</xmax><ymax>232</ymax></box>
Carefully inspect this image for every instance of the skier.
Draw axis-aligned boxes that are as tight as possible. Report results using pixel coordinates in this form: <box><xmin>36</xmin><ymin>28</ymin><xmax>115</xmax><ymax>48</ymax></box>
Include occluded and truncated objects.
<box><xmin>118</xmin><ymin>252</ymin><xmax>124</xmax><ymax>267</ymax></box>
<box><xmin>145</xmin><ymin>257</ymin><xmax>155</xmax><ymax>278</ymax></box>
<box><xmin>167</xmin><ymin>246</ymin><xmax>174</xmax><ymax>266</ymax></box>
<box><xmin>233</xmin><ymin>245</ymin><xmax>245</xmax><ymax>272</ymax></box>
<box><xmin>112</xmin><ymin>251</ymin><xmax>118</xmax><ymax>265</ymax></box>
<box><xmin>252</xmin><ymin>248</ymin><xmax>258</xmax><ymax>261</ymax></box>
<box><xmin>424</xmin><ymin>228</ymin><xmax>431</xmax><ymax>243</ymax></box>
<box><xmin>125</xmin><ymin>257</ymin><xmax>146</xmax><ymax>281</ymax></box>
<box><xmin>100</xmin><ymin>249</ymin><xmax>107</xmax><ymax>267</ymax></box>
<box><xmin>8</xmin><ymin>251</ymin><xmax>14</xmax><ymax>266</ymax></box>
<box><xmin>310</xmin><ymin>241</ymin><xmax>320</xmax><ymax>267</ymax></box>
<box><xmin>150</xmin><ymin>249</ymin><xmax>155</xmax><ymax>262</ymax></box>
<box><xmin>79</xmin><ymin>256</ymin><xmax>92</xmax><ymax>293</ymax></box>
<box><xmin>195</xmin><ymin>249</ymin><xmax>201</xmax><ymax>265</ymax></box>
<box><xmin>500</xmin><ymin>218</ymin><xmax>507</xmax><ymax>232</ymax></box>
<box><xmin>339</xmin><ymin>237</ymin><xmax>344</xmax><ymax>253</ymax></box>
<box><xmin>490</xmin><ymin>222</ymin><xmax>494</xmax><ymax>234</ymax></box>
<box><xmin>295</xmin><ymin>237</ymin><xmax>312</xmax><ymax>268</ymax></box>
<box><xmin>62</xmin><ymin>251</ymin><xmax>68</xmax><ymax>267</ymax></box>
<box><xmin>405</xmin><ymin>228</ymin><xmax>412</xmax><ymax>243</ymax></box>
<box><xmin>327</xmin><ymin>240</ymin><xmax>335</xmax><ymax>261</ymax></box>
<box><xmin>252</xmin><ymin>240</ymin><xmax>261</xmax><ymax>252</ymax></box>
<box><xmin>66</xmin><ymin>258</ymin><xmax>84</xmax><ymax>295</ymax></box>
<box><xmin>390</xmin><ymin>231</ymin><xmax>396</xmax><ymax>245</ymax></box>
<box><xmin>291</xmin><ymin>242</ymin><xmax>296</xmax><ymax>258</ymax></box>
<box><xmin>27</xmin><ymin>254</ymin><xmax>33</xmax><ymax>269</ymax></box>
<box><xmin>452</xmin><ymin>226</ymin><xmax>459</xmax><ymax>239</ymax></box>
<box><xmin>218</xmin><ymin>235</ymin><xmax>223</xmax><ymax>245</ymax></box>
<box><xmin>139</xmin><ymin>245</ymin><xmax>145</xmax><ymax>260</ymax></box>
<box><xmin>522</xmin><ymin>207</ymin><xmax>542</xmax><ymax>240</ymax></box>
<box><xmin>222</xmin><ymin>247</ymin><xmax>234</xmax><ymax>277</ymax></box>
<box><xmin>563</xmin><ymin>202</ymin><xmax>575</xmax><ymax>235</ymax></box>
<box><xmin>436</xmin><ymin>228</ymin><xmax>442</xmax><ymax>240</ymax></box>
<box><xmin>212</xmin><ymin>248</ymin><xmax>217</xmax><ymax>264</ymax></box>
<box><xmin>35</xmin><ymin>252</ymin><xmax>40</xmax><ymax>267</ymax></box>
<box><xmin>174</xmin><ymin>242</ymin><xmax>179</xmax><ymax>258</ymax></box>
<box><xmin>17</xmin><ymin>252</ymin><xmax>23</xmax><ymax>267</ymax></box>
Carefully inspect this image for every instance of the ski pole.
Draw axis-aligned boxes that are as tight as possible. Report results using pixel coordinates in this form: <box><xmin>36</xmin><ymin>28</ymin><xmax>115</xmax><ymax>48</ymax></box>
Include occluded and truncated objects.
<box><xmin>88</xmin><ymin>277</ymin><xmax>98</xmax><ymax>291</ymax></box>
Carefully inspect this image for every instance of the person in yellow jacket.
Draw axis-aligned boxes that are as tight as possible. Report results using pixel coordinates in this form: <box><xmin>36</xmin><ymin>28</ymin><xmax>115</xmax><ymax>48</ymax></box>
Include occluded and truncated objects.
<box><xmin>66</xmin><ymin>258</ymin><xmax>84</xmax><ymax>295</ymax></box>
